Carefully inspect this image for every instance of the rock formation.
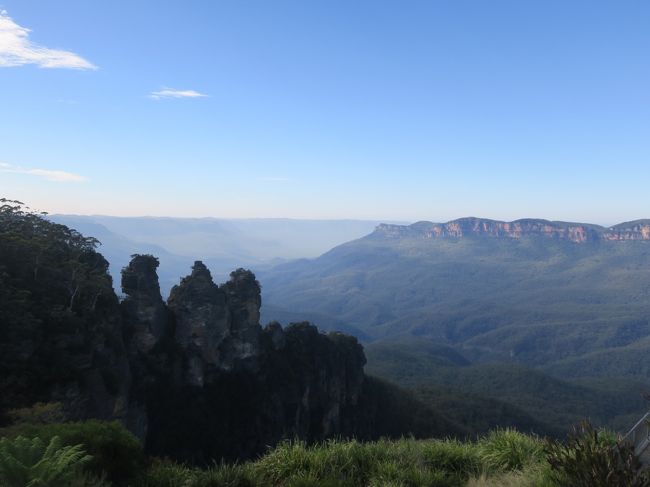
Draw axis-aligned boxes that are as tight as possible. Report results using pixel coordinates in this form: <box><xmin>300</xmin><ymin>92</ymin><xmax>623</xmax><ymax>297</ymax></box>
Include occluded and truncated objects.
<box><xmin>167</xmin><ymin>261</ymin><xmax>230</xmax><ymax>386</ymax></box>
<box><xmin>115</xmin><ymin>255</ymin><xmax>374</xmax><ymax>462</ymax></box>
<box><xmin>165</xmin><ymin>262</ymin><xmax>262</xmax><ymax>386</ymax></box>
<box><xmin>121</xmin><ymin>255</ymin><xmax>170</xmax><ymax>354</ymax></box>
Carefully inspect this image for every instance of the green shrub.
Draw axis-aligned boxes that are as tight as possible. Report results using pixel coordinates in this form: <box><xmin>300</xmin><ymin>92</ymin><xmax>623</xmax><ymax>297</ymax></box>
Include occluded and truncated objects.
<box><xmin>545</xmin><ymin>421</ymin><xmax>650</xmax><ymax>487</ymax></box>
<box><xmin>0</xmin><ymin>419</ymin><xmax>144</xmax><ymax>485</ymax></box>
<box><xmin>478</xmin><ymin>429</ymin><xmax>544</xmax><ymax>472</ymax></box>
<box><xmin>137</xmin><ymin>460</ymin><xmax>261</xmax><ymax>487</ymax></box>
<box><xmin>136</xmin><ymin>457</ymin><xmax>197</xmax><ymax>487</ymax></box>
<box><xmin>196</xmin><ymin>462</ymin><xmax>259</xmax><ymax>487</ymax></box>
<box><xmin>420</xmin><ymin>439</ymin><xmax>482</xmax><ymax>478</ymax></box>
<box><xmin>370</xmin><ymin>458</ymin><xmax>455</xmax><ymax>486</ymax></box>
<box><xmin>468</xmin><ymin>462</ymin><xmax>556</xmax><ymax>487</ymax></box>
<box><xmin>253</xmin><ymin>440</ymin><xmax>314</xmax><ymax>484</ymax></box>
<box><xmin>0</xmin><ymin>435</ymin><xmax>99</xmax><ymax>487</ymax></box>
<box><xmin>308</xmin><ymin>439</ymin><xmax>379</xmax><ymax>483</ymax></box>
<box><xmin>254</xmin><ymin>439</ymin><xmax>380</xmax><ymax>485</ymax></box>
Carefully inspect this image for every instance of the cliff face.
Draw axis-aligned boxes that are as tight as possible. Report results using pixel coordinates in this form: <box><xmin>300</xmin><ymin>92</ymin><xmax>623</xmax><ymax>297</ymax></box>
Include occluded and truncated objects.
<box><xmin>262</xmin><ymin>322</ymin><xmax>366</xmax><ymax>440</ymax></box>
<box><xmin>604</xmin><ymin>220</ymin><xmax>650</xmax><ymax>241</ymax></box>
<box><xmin>373</xmin><ymin>218</ymin><xmax>650</xmax><ymax>243</ymax></box>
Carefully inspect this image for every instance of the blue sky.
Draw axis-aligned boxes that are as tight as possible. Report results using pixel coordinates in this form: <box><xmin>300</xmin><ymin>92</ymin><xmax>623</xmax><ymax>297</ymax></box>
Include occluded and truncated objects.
<box><xmin>0</xmin><ymin>1</ymin><xmax>649</xmax><ymax>224</ymax></box>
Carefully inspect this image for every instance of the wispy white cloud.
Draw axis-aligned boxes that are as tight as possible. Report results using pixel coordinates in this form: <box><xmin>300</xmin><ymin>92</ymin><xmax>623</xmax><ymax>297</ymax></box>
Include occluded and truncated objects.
<box><xmin>0</xmin><ymin>162</ymin><xmax>88</xmax><ymax>182</ymax></box>
<box><xmin>0</xmin><ymin>10</ymin><xmax>96</xmax><ymax>70</ymax></box>
<box><xmin>149</xmin><ymin>88</ymin><xmax>209</xmax><ymax>100</ymax></box>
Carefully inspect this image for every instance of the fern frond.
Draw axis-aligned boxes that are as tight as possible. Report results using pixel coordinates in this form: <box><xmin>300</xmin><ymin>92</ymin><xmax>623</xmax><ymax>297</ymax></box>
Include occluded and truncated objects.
<box><xmin>0</xmin><ymin>435</ymin><xmax>92</xmax><ymax>487</ymax></box>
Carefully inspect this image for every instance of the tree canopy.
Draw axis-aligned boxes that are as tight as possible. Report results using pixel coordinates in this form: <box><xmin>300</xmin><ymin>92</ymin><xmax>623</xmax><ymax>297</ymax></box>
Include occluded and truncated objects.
<box><xmin>0</xmin><ymin>199</ymin><xmax>117</xmax><ymax>417</ymax></box>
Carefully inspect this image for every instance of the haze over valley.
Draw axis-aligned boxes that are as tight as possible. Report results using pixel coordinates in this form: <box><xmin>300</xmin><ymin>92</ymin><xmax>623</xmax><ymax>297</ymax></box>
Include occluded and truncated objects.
<box><xmin>50</xmin><ymin>214</ymin><xmax>394</xmax><ymax>294</ymax></box>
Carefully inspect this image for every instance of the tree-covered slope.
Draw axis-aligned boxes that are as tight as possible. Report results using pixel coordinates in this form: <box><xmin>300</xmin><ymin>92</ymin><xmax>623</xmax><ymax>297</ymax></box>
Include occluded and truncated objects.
<box><xmin>0</xmin><ymin>199</ymin><xmax>130</xmax><ymax>422</ymax></box>
<box><xmin>261</xmin><ymin>220</ymin><xmax>650</xmax><ymax>374</ymax></box>
<box><xmin>261</xmin><ymin>220</ymin><xmax>650</xmax><ymax>433</ymax></box>
<box><xmin>364</xmin><ymin>337</ymin><xmax>649</xmax><ymax>434</ymax></box>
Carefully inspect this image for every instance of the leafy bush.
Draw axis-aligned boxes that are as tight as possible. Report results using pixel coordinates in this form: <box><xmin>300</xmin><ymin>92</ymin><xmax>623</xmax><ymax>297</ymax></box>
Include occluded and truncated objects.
<box><xmin>0</xmin><ymin>435</ymin><xmax>100</xmax><ymax>487</ymax></box>
<box><xmin>467</xmin><ymin>462</ymin><xmax>556</xmax><ymax>487</ymax></box>
<box><xmin>196</xmin><ymin>462</ymin><xmax>259</xmax><ymax>487</ymax></box>
<box><xmin>369</xmin><ymin>459</ymin><xmax>455</xmax><ymax>486</ymax></box>
<box><xmin>421</xmin><ymin>438</ymin><xmax>482</xmax><ymax>478</ymax></box>
<box><xmin>0</xmin><ymin>420</ymin><xmax>144</xmax><ymax>485</ymax></box>
<box><xmin>137</xmin><ymin>459</ymin><xmax>260</xmax><ymax>487</ymax></box>
<box><xmin>136</xmin><ymin>457</ymin><xmax>197</xmax><ymax>487</ymax></box>
<box><xmin>478</xmin><ymin>428</ymin><xmax>544</xmax><ymax>472</ymax></box>
<box><xmin>545</xmin><ymin>421</ymin><xmax>650</xmax><ymax>487</ymax></box>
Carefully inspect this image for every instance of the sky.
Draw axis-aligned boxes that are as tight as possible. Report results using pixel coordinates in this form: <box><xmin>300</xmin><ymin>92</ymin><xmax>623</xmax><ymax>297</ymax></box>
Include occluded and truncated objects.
<box><xmin>0</xmin><ymin>1</ymin><xmax>649</xmax><ymax>224</ymax></box>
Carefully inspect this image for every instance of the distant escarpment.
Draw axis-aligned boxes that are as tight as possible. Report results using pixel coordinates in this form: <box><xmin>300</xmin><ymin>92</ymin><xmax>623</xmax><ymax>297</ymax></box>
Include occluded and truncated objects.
<box><xmin>373</xmin><ymin>217</ymin><xmax>650</xmax><ymax>243</ymax></box>
<box><xmin>0</xmin><ymin>204</ymin><xmax>459</xmax><ymax>463</ymax></box>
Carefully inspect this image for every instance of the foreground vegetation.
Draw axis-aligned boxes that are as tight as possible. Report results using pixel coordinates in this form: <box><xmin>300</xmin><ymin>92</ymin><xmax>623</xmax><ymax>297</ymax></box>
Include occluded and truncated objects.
<box><xmin>135</xmin><ymin>426</ymin><xmax>650</xmax><ymax>487</ymax></box>
<box><xmin>1</xmin><ymin>415</ymin><xmax>648</xmax><ymax>487</ymax></box>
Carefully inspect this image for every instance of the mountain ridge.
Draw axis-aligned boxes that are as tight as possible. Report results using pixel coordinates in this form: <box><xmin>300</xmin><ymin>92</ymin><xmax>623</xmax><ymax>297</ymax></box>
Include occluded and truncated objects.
<box><xmin>372</xmin><ymin>217</ymin><xmax>650</xmax><ymax>243</ymax></box>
